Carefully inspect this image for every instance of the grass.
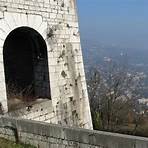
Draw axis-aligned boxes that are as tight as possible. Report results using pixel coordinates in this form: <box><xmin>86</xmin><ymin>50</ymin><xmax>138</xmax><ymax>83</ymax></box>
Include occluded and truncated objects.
<box><xmin>0</xmin><ymin>138</ymin><xmax>36</xmax><ymax>148</ymax></box>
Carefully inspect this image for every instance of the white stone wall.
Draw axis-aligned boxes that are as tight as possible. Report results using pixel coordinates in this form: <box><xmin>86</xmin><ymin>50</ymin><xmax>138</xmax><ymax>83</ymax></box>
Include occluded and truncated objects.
<box><xmin>0</xmin><ymin>0</ymin><xmax>93</xmax><ymax>129</ymax></box>
<box><xmin>6</xmin><ymin>100</ymin><xmax>58</xmax><ymax>124</ymax></box>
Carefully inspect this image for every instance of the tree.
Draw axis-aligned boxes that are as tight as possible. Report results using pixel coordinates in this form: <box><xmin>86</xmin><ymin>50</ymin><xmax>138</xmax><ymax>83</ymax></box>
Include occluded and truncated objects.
<box><xmin>87</xmin><ymin>60</ymin><xmax>144</xmax><ymax>133</ymax></box>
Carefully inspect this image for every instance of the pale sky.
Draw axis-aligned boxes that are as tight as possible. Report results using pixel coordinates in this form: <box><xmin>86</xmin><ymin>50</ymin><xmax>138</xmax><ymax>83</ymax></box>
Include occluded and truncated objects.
<box><xmin>77</xmin><ymin>0</ymin><xmax>148</xmax><ymax>50</ymax></box>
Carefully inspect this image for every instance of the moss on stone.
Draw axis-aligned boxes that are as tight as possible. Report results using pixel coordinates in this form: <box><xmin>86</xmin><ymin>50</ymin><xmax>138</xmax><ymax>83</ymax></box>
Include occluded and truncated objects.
<box><xmin>0</xmin><ymin>138</ymin><xmax>36</xmax><ymax>148</ymax></box>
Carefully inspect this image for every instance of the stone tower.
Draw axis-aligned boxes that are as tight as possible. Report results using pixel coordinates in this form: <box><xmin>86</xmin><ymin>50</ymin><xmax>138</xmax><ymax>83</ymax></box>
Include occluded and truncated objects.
<box><xmin>0</xmin><ymin>0</ymin><xmax>92</xmax><ymax>129</ymax></box>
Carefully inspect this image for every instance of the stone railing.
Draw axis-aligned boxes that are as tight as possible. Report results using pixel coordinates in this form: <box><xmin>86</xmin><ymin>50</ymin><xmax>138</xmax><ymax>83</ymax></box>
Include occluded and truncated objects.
<box><xmin>0</xmin><ymin>117</ymin><xmax>148</xmax><ymax>148</ymax></box>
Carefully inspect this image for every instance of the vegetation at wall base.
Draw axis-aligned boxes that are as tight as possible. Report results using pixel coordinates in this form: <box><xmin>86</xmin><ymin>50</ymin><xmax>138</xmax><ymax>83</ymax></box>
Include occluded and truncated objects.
<box><xmin>0</xmin><ymin>137</ymin><xmax>36</xmax><ymax>148</ymax></box>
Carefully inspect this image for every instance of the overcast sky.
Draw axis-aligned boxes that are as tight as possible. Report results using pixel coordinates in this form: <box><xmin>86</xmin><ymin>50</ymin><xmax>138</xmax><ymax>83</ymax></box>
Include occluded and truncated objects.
<box><xmin>77</xmin><ymin>0</ymin><xmax>148</xmax><ymax>50</ymax></box>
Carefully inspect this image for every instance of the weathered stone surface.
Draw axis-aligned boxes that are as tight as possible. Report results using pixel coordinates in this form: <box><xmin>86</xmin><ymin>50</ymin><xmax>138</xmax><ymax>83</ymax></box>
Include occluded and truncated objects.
<box><xmin>0</xmin><ymin>117</ymin><xmax>148</xmax><ymax>148</ymax></box>
<box><xmin>0</xmin><ymin>12</ymin><xmax>3</xmax><ymax>18</ymax></box>
<box><xmin>0</xmin><ymin>0</ymin><xmax>92</xmax><ymax>129</ymax></box>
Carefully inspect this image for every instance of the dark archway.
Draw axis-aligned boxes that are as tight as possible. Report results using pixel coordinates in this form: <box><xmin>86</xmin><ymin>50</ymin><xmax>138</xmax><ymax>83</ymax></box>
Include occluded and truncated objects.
<box><xmin>3</xmin><ymin>27</ymin><xmax>50</xmax><ymax>101</ymax></box>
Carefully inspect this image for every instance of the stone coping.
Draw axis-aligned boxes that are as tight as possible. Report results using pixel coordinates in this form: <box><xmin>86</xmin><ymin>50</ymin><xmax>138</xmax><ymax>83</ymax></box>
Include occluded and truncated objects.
<box><xmin>0</xmin><ymin>116</ymin><xmax>148</xmax><ymax>147</ymax></box>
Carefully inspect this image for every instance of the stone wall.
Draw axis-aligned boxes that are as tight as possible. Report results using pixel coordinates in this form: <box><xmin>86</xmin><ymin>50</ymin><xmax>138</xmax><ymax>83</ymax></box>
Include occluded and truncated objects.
<box><xmin>0</xmin><ymin>117</ymin><xmax>148</xmax><ymax>148</ymax></box>
<box><xmin>6</xmin><ymin>100</ymin><xmax>57</xmax><ymax>123</ymax></box>
<box><xmin>0</xmin><ymin>0</ymin><xmax>92</xmax><ymax>129</ymax></box>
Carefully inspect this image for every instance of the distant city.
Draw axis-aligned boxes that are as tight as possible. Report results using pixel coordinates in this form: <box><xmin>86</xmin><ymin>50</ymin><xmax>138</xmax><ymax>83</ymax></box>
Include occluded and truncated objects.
<box><xmin>82</xmin><ymin>39</ymin><xmax>148</xmax><ymax>110</ymax></box>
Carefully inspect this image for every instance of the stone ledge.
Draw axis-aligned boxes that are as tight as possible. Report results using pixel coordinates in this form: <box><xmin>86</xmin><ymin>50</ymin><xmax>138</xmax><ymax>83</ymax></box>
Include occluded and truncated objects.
<box><xmin>0</xmin><ymin>117</ymin><xmax>148</xmax><ymax>148</ymax></box>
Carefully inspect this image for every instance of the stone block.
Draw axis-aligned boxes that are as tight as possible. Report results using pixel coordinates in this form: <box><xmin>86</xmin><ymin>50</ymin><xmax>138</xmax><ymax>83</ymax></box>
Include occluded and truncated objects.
<box><xmin>0</xmin><ymin>12</ymin><xmax>3</xmax><ymax>18</ymax></box>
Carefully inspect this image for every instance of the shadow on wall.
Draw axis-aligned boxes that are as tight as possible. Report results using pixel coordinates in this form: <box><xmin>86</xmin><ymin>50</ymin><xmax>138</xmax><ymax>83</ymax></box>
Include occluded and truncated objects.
<box><xmin>3</xmin><ymin>27</ymin><xmax>51</xmax><ymax>107</ymax></box>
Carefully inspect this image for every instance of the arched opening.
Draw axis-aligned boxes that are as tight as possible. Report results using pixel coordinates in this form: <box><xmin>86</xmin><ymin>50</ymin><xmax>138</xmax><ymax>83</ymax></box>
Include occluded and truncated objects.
<box><xmin>3</xmin><ymin>27</ymin><xmax>50</xmax><ymax>104</ymax></box>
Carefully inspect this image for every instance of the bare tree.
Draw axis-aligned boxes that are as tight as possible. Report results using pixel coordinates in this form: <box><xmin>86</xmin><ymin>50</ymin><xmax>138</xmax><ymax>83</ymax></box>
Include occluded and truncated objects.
<box><xmin>87</xmin><ymin>60</ymin><xmax>144</xmax><ymax>133</ymax></box>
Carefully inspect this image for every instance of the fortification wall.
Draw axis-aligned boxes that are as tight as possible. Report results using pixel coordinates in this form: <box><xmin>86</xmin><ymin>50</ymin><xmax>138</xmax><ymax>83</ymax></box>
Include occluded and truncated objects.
<box><xmin>0</xmin><ymin>117</ymin><xmax>148</xmax><ymax>148</ymax></box>
<box><xmin>0</xmin><ymin>0</ymin><xmax>92</xmax><ymax>129</ymax></box>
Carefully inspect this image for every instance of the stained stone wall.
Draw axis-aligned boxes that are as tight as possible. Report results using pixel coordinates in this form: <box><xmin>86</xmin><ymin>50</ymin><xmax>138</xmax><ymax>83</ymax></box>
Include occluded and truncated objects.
<box><xmin>0</xmin><ymin>0</ymin><xmax>93</xmax><ymax>129</ymax></box>
<box><xmin>1</xmin><ymin>117</ymin><xmax>148</xmax><ymax>148</ymax></box>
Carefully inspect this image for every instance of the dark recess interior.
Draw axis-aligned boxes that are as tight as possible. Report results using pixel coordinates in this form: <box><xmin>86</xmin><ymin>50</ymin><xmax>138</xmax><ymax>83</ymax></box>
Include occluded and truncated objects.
<box><xmin>3</xmin><ymin>27</ymin><xmax>50</xmax><ymax>101</ymax></box>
